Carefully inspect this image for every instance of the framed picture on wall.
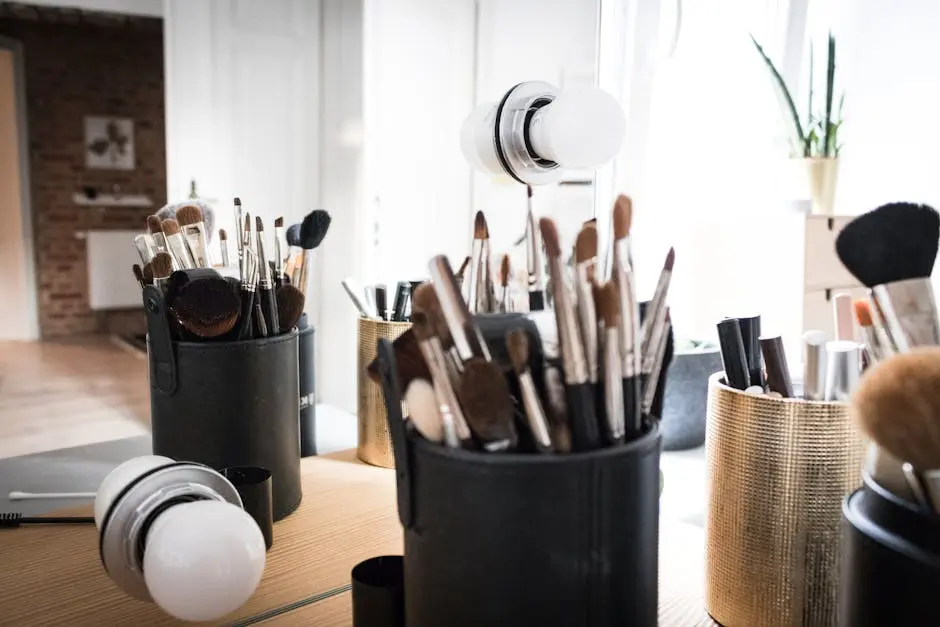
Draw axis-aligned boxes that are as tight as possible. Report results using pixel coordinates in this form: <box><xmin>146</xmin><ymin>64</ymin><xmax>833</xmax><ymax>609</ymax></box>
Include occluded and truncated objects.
<box><xmin>84</xmin><ymin>116</ymin><xmax>134</xmax><ymax>170</ymax></box>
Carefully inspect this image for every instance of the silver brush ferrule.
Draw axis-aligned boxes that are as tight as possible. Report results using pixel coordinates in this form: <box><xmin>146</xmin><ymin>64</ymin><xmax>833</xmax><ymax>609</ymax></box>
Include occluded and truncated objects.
<box><xmin>872</xmin><ymin>277</ymin><xmax>940</xmax><ymax>352</ymax></box>
<box><xmin>549</xmin><ymin>258</ymin><xmax>588</xmax><ymax>384</ymax></box>
<box><xmin>604</xmin><ymin>326</ymin><xmax>624</xmax><ymax>440</ymax></box>
<box><xmin>614</xmin><ymin>239</ymin><xmax>639</xmax><ymax>377</ymax></box>
<box><xmin>823</xmin><ymin>340</ymin><xmax>860</xmax><ymax>401</ymax></box>
<box><xmin>575</xmin><ymin>261</ymin><xmax>599</xmax><ymax>383</ymax></box>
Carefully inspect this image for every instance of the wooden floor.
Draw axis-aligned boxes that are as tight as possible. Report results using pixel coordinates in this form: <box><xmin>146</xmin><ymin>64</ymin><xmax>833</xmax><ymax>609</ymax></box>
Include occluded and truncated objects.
<box><xmin>0</xmin><ymin>336</ymin><xmax>150</xmax><ymax>459</ymax></box>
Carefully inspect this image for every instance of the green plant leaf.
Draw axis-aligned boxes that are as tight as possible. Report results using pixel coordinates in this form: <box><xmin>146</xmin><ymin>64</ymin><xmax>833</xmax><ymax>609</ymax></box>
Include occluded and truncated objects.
<box><xmin>824</xmin><ymin>32</ymin><xmax>837</xmax><ymax>157</ymax></box>
<box><xmin>808</xmin><ymin>42</ymin><xmax>814</xmax><ymax>145</ymax></box>
<box><xmin>750</xmin><ymin>33</ymin><xmax>807</xmax><ymax>157</ymax></box>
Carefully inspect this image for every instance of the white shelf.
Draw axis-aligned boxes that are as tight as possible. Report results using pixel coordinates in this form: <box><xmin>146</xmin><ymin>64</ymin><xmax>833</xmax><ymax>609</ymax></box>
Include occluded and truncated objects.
<box><xmin>72</xmin><ymin>193</ymin><xmax>153</xmax><ymax>208</ymax></box>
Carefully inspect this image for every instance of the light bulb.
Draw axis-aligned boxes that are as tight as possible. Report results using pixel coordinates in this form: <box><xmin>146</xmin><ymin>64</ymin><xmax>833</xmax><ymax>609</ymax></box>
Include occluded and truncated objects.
<box><xmin>459</xmin><ymin>102</ymin><xmax>501</xmax><ymax>175</ymax></box>
<box><xmin>95</xmin><ymin>455</ymin><xmax>174</xmax><ymax>528</ymax></box>
<box><xmin>144</xmin><ymin>500</ymin><xmax>266</xmax><ymax>622</ymax></box>
<box><xmin>527</xmin><ymin>87</ymin><xmax>625</xmax><ymax>168</ymax></box>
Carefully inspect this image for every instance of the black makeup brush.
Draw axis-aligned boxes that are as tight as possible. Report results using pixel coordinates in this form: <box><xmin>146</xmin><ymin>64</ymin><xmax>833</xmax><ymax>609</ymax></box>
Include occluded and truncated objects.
<box><xmin>164</xmin><ymin>268</ymin><xmax>223</xmax><ymax>310</ymax></box>
<box><xmin>506</xmin><ymin>328</ymin><xmax>553</xmax><ymax>453</ymax></box>
<box><xmin>717</xmin><ymin>318</ymin><xmax>750</xmax><ymax>390</ymax></box>
<box><xmin>286</xmin><ymin>223</ymin><xmax>301</xmax><ymax>248</ymax></box>
<box><xmin>540</xmin><ymin>217</ymin><xmax>601</xmax><ymax>451</ymax></box>
<box><xmin>640</xmin><ymin>248</ymin><xmax>675</xmax><ymax>396</ymax></box>
<box><xmin>392</xmin><ymin>281</ymin><xmax>410</xmax><ymax>322</ymax></box>
<box><xmin>525</xmin><ymin>185</ymin><xmax>546</xmax><ymax>311</ymax></box>
<box><xmin>374</xmin><ymin>284</ymin><xmax>388</xmax><ymax>321</ymax></box>
<box><xmin>836</xmin><ymin>202</ymin><xmax>940</xmax><ymax>351</ymax></box>
<box><xmin>596</xmin><ymin>281</ymin><xmax>625</xmax><ymax>443</ymax></box>
<box><xmin>611</xmin><ymin>195</ymin><xmax>641</xmax><ymax>436</ymax></box>
<box><xmin>276</xmin><ymin>284</ymin><xmax>305</xmax><ymax>333</ymax></box>
<box><xmin>172</xmin><ymin>277</ymin><xmax>240</xmax><ymax>339</ymax></box>
<box><xmin>297</xmin><ymin>209</ymin><xmax>332</xmax><ymax>295</ymax></box>
<box><xmin>736</xmin><ymin>314</ymin><xmax>763</xmax><ymax>387</ymax></box>
<box><xmin>233</xmin><ymin>197</ymin><xmax>243</xmax><ymax>259</ymax></box>
<box><xmin>255</xmin><ymin>216</ymin><xmax>278</xmax><ymax>337</ymax></box>
<box><xmin>0</xmin><ymin>513</ymin><xmax>95</xmax><ymax>527</ymax></box>
<box><xmin>458</xmin><ymin>357</ymin><xmax>518</xmax><ymax>451</ymax></box>
<box><xmin>236</xmin><ymin>250</ymin><xmax>258</xmax><ymax>340</ymax></box>
<box><xmin>273</xmin><ymin>216</ymin><xmax>285</xmax><ymax>282</ymax></box>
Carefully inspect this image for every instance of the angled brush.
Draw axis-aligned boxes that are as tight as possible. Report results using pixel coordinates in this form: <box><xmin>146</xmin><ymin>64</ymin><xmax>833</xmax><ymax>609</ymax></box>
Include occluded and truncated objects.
<box><xmin>458</xmin><ymin>357</ymin><xmax>517</xmax><ymax>451</ymax></box>
<box><xmin>506</xmin><ymin>327</ymin><xmax>553</xmax><ymax>453</ymax></box>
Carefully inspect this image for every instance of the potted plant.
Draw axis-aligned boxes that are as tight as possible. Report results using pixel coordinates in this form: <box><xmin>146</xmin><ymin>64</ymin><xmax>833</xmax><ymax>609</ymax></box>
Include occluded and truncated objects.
<box><xmin>751</xmin><ymin>32</ymin><xmax>844</xmax><ymax>214</ymax></box>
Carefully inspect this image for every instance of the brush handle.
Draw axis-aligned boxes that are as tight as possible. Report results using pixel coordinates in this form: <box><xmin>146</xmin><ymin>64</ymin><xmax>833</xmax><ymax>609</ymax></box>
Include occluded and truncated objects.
<box><xmin>529</xmin><ymin>291</ymin><xmax>545</xmax><ymax>312</ymax></box>
<box><xmin>736</xmin><ymin>315</ymin><xmax>763</xmax><ymax>387</ymax></box>
<box><xmin>622</xmin><ymin>375</ymin><xmax>641</xmax><ymax>441</ymax></box>
<box><xmin>375</xmin><ymin>285</ymin><xmax>388</xmax><ymax>321</ymax></box>
<box><xmin>717</xmin><ymin>318</ymin><xmax>750</xmax><ymax>390</ymax></box>
<box><xmin>260</xmin><ymin>285</ymin><xmax>280</xmax><ymax>337</ymax></box>
<box><xmin>392</xmin><ymin>282</ymin><xmax>409</xmax><ymax>322</ymax></box>
<box><xmin>565</xmin><ymin>384</ymin><xmax>601</xmax><ymax>452</ymax></box>
<box><xmin>236</xmin><ymin>289</ymin><xmax>256</xmax><ymax>340</ymax></box>
<box><xmin>0</xmin><ymin>513</ymin><xmax>95</xmax><ymax>527</ymax></box>
<box><xmin>253</xmin><ymin>298</ymin><xmax>269</xmax><ymax>338</ymax></box>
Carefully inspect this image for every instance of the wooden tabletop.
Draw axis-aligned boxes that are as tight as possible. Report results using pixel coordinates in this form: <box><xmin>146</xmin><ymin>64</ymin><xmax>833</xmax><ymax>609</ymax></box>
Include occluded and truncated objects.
<box><xmin>0</xmin><ymin>450</ymin><xmax>716</xmax><ymax>626</ymax></box>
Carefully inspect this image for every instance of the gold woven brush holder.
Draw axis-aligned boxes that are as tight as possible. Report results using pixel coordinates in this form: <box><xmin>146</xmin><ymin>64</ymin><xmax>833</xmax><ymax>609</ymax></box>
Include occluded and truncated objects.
<box><xmin>357</xmin><ymin>317</ymin><xmax>411</xmax><ymax>468</ymax></box>
<box><xmin>705</xmin><ymin>373</ymin><xmax>865</xmax><ymax>627</ymax></box>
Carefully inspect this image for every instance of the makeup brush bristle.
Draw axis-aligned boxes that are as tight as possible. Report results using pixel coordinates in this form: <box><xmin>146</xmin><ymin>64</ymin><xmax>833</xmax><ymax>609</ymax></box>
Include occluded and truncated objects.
<box><xmin>234</xmin><ymin>197</ymin><xmax>241</xmax><ymax>206</ymax></box>
<box><xmin>151</xmin><ymin>252</ymin><xmax>173</xmax><ymax>281</ymax></box>
<box><xmin>255</xmin><ymin>216</ymin><xmax>264</xmax><ymax>232</ymax></box>
<box><xmin>852</xmin><ymin>348</ymin><xmax>940</xmax><ymax>470</ymax></box>
<box><xmin>219</xmin><ymin>229</ymin><xmax>228</xmax><ymax>241</ymax></box>
<box><xmin>147</xmin><ymin>215</ymin><xmax>162</xmax><ymax>234</ymax></box>
<box><xmin>142</xmin><ymin>262</ymin><xmax>154</xmax><ymax>285</ymax></box>
<box><xmin>499</xmin><ymin>254</ymin><xmax>511</xmax><ymax>287</ymax></box>
<box><xmin>176</xmin><ymin>205</ymin><xmax>202</xmax><ymax>227</ymax></box>
<box><xmin>286</xmin><ymin>224</ymin><xmax>301</xmax><ymax>247</ymax></box>
<box><xmin>274</xmin><ymin>216</ymin><xmax>284</xmax><ymax>228</ymax></box>
<box><xmin>473</xmin><ymin>211</ymin><xmax>489</xmax><ymax>240</ymax></box>
<box><xmin>161</xmin><ymin>218</ymin><xmax>181</xmax><ymax>236</ymax></box>
<box><xmin>172</xmin><ymin>277</ymin><xmax>240</xmax><ymax>338</ymax></box>
<box><xmin>538</xmin><ymin>217</ymin><xmax>561</xmax><ymax>258</ymax></box>
<box><xmin>300</xmin><ymin>209</ymin><xmax>331</xmax><ymax>249</ymax></box>
<box><xmin>458</xmin><ymin>357</ymin><xmax>517</xmax><ymax>450</ymax></box>
<box><xmin>665</xmin><ymin>246</ymin><xmax>675</xmax><ymax>271</ymax></box>
<box><xmin>456</xmin><ymin>256</ymin><xmax>471</xmax><ymax>282</ymax></box>
<box><xmin>275</xmin><ymin>284</ymin><xmax>305</xmax><ymax>333</ymax></box>
<box><xmin>854</xmin><ymin>299</ymin><xmax>873</xmax><ymax>327</ymax></box>
<box><xmin>505</xmin><ymin>328</ymin><xmax>530</xmax><ymax>375</ymax></box>
<box><xmin>836</xmin><ymin>202</ymin><xmax>940</xmax><ymax>287</ymax></box>
<box><xmin>597</xmin><ymin>281</ymin><xmax>621</xmax><ymax>329</ymax></box>
<box><xmin>575</xmin><ymin>223</ymin><xmax>598</xmax><ymax>263</ymax></box>
<box><xmin>132</xmin><ymin>264</ymin><xmax>144</xmax><ymax>287</ymax></box>
<box><xmin>405</xmin><ymin>379</ymin><xmax>444</xmax><ymax>443</ymax></box>
<box><xmin>411</xmin><ymin>282</ymin><xmax>454</xmax><ymax>349</ymax></box>
<box><xmin>366</xmin><ymin>328</ymin><xmax>431</xmax><ymax>390</ymax></box>
<box><xmin>613</xmin><ymin>194</ymin><xmax>633</xmax><ymax>241</ymax></box>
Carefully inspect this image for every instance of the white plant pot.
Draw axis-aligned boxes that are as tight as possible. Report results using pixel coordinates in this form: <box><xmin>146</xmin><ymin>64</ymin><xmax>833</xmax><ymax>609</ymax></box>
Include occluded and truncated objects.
<box><xmin>803</xmin><ymin>157</ymin><xmax>840</xmax><ymax>215</ymax></box>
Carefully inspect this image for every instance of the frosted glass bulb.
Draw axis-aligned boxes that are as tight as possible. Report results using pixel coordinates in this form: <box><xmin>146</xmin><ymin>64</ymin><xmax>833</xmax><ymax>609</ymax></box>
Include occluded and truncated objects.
<box><xmin>144</xmin><ymin>500</ymin><xmax>266</xmax><ymax>622</ymax></box>
<box><xmin>460</xmin><ymin>102</ymin><xmax>501</xmax><ymax>175</ymax></box>
<box><xmin>527</xmin><ymin>87</ymin><xmax>625</xmax><ymax>168</ymax></box>
<box><xmin>95</xmin><ymin>455</ymin><xmax>174</xmax><ymax>528</ymax></box>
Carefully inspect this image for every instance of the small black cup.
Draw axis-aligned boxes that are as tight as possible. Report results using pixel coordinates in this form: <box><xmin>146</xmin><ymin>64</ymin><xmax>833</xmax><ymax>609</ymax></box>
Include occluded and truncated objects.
<box><xmin>351</xmin><ymin>555</ymin><xmax>405</xmax><ymax>627</ymax></box>
<box><xmin>222</xmin><ymin>466</ymin><xmax>274</xmax><ymax>551</ymax></box>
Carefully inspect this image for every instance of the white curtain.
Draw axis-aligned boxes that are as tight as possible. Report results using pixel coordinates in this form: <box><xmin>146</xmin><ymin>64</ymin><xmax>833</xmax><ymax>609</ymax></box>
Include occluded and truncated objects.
<box><xmin>599</xmin><ymin>0</ymin><xmax>809</xmax><ymax>347</ymax></box>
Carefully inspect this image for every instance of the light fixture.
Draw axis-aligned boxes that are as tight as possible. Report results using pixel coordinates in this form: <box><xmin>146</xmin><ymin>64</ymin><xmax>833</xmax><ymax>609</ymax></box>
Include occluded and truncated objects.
<box><xmin>96</xmin><ymin>455</ymin><xmax>266</xmax><ymax>622</ymax></box>
<box><xmin>459</xmin><ymin>81</ymin><xmax>626</xmax><ymax>186</ymax></box>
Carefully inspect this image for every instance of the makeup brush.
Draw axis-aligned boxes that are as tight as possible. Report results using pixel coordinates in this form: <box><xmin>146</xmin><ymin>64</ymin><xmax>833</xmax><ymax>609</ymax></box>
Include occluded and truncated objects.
<box><xmin>802</xmin><ymin>330</ymin><xmax>827</xmax><ymax>400</ymax></box>
<box><xmin>341</xmin><ymin>278</ymin><xmax>378</xmax><ymax>319</ymax></box>
<box><xmin>255</xmin><ymin>216</ymin><xmax>278</xmax><ymax>337</ymax></box>
<box><xmin>161</xmin><ymin>218</ymin><xmax>195</xmax><ymax>270</ymax></box>
<box><xmin>852</xmin><ymin>347</ymin><xmax>940</xmax><ymax>473</ymax></box>
<box><xmin>366</xmin><ymin>328</ymin><xmax>432</xmax><ymax>392</ymax></box>
<box><xmin>133</xmin><ymin>234</ymin><xmax>155</xmax><ymax>265</ymax></box>
<box><xmin>525</xmin><ymin>186</ymin><xmax>546</xmax><ymax>311</ymax></box>
<box><xmin>242</xmin><ymin>214</ymin><xmax>253</xmax><ymax>260</ymax></box>
<box><xmin>760</xmin><ymin>335</ymin><xmax>793</xmax><ymax>397</ymax></box>
<box><xmin>717</xmin><ymin>318</ymin><xmax>749</xmax><ymax>390</ymax></box>
<box><xmin>498</xmin><ymin>254</ymin><xmax>512</xmax><ymax>313</ymax></box>
<box><xmin>150</xmin><ymin>252</ymin><xmax>174</xmax><ymax>291</ymax></box>
<box><xmin>297</xmin><ymin>209</ymin><xmax>332</xmax><ymax>295</ymax></box>
<box><xmin>428</xmin><ymin>255</ymin><xmax>491</xmax><ymax>362</ymax></box>
<box><xmin>540</xmin><ymin>217</ymin><xmax>601</xmax><ymax>451</ymax></box>
<box><xmin>273</xmin><ymin>216</ymin><xmax>285</xmax><ymax>281</ymax></box>
<box><xmin>404</xmin><ymin>379</ymin><xmax>445</xmax><ymax>444</ymax></box>
<box><xmin>147</xmin><ymin>214</ymin><xmax>169</xmax><ymax>254</ymax></box>
<box><xmin>132</xmin><ymin>264</ymin><xmax>145</xmax><ymax>288</ymax></box>
<box><xmin>643</xmin><ymin>309</ymin><xmax>673</xmax><ymax>417</ymax></box>
<box><xmin>736</xmin><ymin>315</ymin><xmax>763</xmax><ymax>388</ymax></box>
<box><xmin>177</xmin><ymin>205</ymin><xmax>210</xmax><ymax>267</ymax></box>
<box><xmin>411</xmin><ymin>280</ymin><xmax>463</xmax><ymax>390</ymax></box>
<box><xmin>275</xmin><ymin>284</ymin><xmax>305</xmax><ymax>333</ymax></box>
<box><xmin>458</xmin><ymin>357</ymin><xmax>518</xmax><ymax>451</ymax></box>
<box><xmin>597</xmin><ymin>281</ymin><xmax>624</xmax><ymax>443</ymax></box>
<box><xmin>611</xmin><ymin>195</ymin><xmax>641</xmax><ymax>434</ymax></box>
<box><xmin>574</xmin><ymin>224</ymin><xmax>600</xmax><ymax>388</ymax></box>
<box><xmin>219</xmin><ymin>229</ymin><xmax>230</xmax><ymax>267</ymax></box>
<box><xmin>374</xmin><ymin>284</ymin><xmax>388</xmax><ymax>321</ymax></box>
<box><xmin>640</xmin><ymin>247</ymin><xmax>674</xmax><ymax>370</ymax></box>
<box><xmin>836</xmin><ymin>202</ymin><xmax>940</xmax><ymax>351</ymax></box>
<box><xmin>410</xmin><ymin>304</ymin><xmax>470</xmax><ymax>448</ymax></box>
<box><xmin>506</xmin><ymin>328</ymin><xmax>553</xmax><ymax>453</ymax></box>
<box><xmin>233</xmin><ymin>197</ymin><xmax>244</xmax><ymax>259</ymax></box>
<box><xmin>466</xmin><ymin>211</ymin><xmax>489</xmax><ymax>313</ymax></box>
<box><xmin>832</xmin><ymin>291</ymin><xmax>855</xmax><ymax>341</ymax></box>
<box><xmin>172</xmin><ymin>277</ymin><xmax>240</xmax><ymax>339</ymax></box>
<box><xmin>141</xmin><ymin>262</ymin><xmax>154</xmax><ymax>286</ymax></box>
<box><xmin>854</xmin><ymin>299</ymin><xmax>888</xmax><ymax>364</ymax></box>
<box><xmin>391</xmin><ymin>281</ymin><xmax>410</xmax><ymax>322</ymax></box>
<box><xmin>236</xmin><ymin>249</ymin><xmax>258</xmax><ymax>340</ymax></box>
<box><xmin>455</xmin><ymin>256</ymin><xmax>471</xmax><ymax>290</ymax></box>
<box><xmin>0</xmin><ymin>513</ymin><xmax>95</xmax><ymax>527</ymax></box>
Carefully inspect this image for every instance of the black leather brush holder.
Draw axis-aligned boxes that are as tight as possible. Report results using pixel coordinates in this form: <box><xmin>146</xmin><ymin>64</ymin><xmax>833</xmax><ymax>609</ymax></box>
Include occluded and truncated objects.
<box><xmin>297</xmin><ymin>313</ymin><xmax>317</xmax><ymax>457</ymax></box>
<box><xmin>840</xmin><ymin>472</ymin><xmax>940</xmax><ymax>626</ymax></box>
<box><xmin>374</xmin><ymin>335</ymin><xmax>662</xmax><ymax>627</ymax></box>
<box><xmin>146</xmin><ymin>286</ymin><xmax>302</xmax><ymax>521</ymax></box>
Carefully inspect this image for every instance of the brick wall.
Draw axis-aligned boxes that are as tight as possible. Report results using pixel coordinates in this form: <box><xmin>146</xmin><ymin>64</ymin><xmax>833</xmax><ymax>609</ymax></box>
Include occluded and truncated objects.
<box><xmin>0</xmin><ymin>7</ymin><xmax>165</xmax><ymax>337</ymax></box>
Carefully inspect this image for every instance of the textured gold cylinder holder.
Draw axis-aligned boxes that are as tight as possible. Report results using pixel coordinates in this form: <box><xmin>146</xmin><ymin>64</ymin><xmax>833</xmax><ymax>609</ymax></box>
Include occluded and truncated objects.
<box><xmin>357</xmin><ymin>317</ymin><xmax>411</xmax><ymax>468</ymax></box>
<box><xmin>705</xmin><ymin>373</ymin><xmax>865</xmax><ymax>627</ymax></box>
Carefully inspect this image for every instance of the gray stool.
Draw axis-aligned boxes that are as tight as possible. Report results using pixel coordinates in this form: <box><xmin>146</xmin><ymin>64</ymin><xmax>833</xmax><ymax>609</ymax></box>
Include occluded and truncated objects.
<box><xmin>661</xmin><ymin>343</ymin><xmax>722</xmax><ymax>451</ymax></box>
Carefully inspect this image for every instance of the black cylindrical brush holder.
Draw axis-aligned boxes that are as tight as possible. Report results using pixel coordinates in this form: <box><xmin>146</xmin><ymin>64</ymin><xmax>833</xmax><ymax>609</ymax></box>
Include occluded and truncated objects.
<box><xmin>297</xmin><ymin>313</ymin><xmax>317</xmax><ymax>457</ymax></box>
<box><xmin>840</xmin><ymin>472</ymin><xmax>940</xmax><ymax>626</ymax></box>
<box><xmin>148</xmin><ymin>331</ymin><xmax>302</xmax><ymax>521</ymax></box>
<box><xmin>374</xmin><ymin>338</ymin><xmax>661</xmax><ymax>627</ymax></box>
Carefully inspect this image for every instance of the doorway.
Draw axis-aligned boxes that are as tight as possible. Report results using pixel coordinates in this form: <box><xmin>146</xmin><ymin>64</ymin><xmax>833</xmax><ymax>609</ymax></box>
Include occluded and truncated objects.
<box><xmin>0</xmin><ymin>38</ymin><xmax>39</xmax><ymax>341</ymax></box>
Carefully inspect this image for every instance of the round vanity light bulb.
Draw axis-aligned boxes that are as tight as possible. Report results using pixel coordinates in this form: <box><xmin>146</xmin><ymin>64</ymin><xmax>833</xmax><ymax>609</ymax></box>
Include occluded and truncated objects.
<box><xmin>527</xmin><ymin>87</ymin><xmax>625</xmax><ymax>169</ymax></box>
<box><xmin>459</xmin><ymin>102</ymin><xmax>501</xmax><ymax>175</ymax></box>
<box><xmin>95</xmin><ymin>455</ymin><xmax>174</xmax><ymax>528</ymax></box>
<box><xmin>143</xmin><ymin>500</ymin><xmax>266</xmax><ymax>622</ymax></box>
